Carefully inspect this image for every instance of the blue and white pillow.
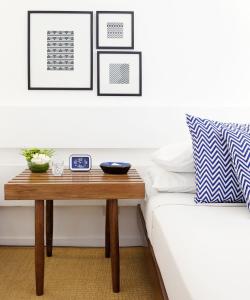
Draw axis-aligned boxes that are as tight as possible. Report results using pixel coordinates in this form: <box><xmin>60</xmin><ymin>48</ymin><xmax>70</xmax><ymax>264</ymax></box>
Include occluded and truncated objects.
<box><xmin>186</xmin><ymin>114</ymin><xmax>250</xmax><ymax>203</ymax></box>
<box><xmin>221</xmin><ymin>126</ymin><xmax>250</xmax><ymax>210</ymax></box>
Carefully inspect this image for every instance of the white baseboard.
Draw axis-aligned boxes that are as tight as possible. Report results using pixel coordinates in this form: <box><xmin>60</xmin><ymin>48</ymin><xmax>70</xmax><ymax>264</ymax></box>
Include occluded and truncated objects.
<box><xmin>0</xmin><ymin>236</ymin><xmax>143</xmax><ymax>247</ymax></box>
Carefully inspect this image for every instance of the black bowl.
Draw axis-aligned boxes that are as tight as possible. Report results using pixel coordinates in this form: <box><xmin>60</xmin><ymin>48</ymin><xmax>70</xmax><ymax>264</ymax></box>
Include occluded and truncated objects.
<box><xmin>100</xmin><ymin>162</ymin><xmax>131</xmax><ymax>174</ymax></box>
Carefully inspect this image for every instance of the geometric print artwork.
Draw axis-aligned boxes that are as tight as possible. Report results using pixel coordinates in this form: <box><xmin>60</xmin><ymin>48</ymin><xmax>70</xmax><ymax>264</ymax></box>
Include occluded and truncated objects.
<box><xmin>109</xmin><ymin>63</ymin><xmax>129</xmax><ymax>84</ymax></box>
<box><xmin>221</xmin><ymin>127</ymin><xmax>250</xmax><ymax>211</ymax></box>
<box><xmin>107</xmin><ymin>23</ymin><xmax>124</xmax><ymax>39</ymax></box>
<box><xmin>47</xmin><ymin>31</ymin><xmax>74</xmax><ymax>71</ymax></box>
<box><xmin>186</xmin><ymin>114</ymin><xmax>250</xmax><ymax>204</ymax></box>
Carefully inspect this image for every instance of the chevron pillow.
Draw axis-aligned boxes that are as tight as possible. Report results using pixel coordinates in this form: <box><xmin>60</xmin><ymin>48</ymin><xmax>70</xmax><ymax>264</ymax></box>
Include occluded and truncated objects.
<box><xmin>221</xmin><ymin>127</ymin><xmax>250</xmax><ymax>210</ymax></box>
<box><xmin>186</xmin><ymin>114</ymin><xmax>250</xmax><ymax>203</ymax></box>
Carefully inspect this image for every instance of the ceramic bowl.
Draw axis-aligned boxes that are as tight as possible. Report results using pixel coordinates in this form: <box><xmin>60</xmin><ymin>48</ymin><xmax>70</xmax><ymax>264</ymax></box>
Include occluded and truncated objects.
<box><xmin>28</xmin><ymin>162</ymin><xmax>49</xmax><ymax>173</ymax></box>
<box><xmin>100</xmin><ymin>162</ymin><xmax>131</xmax><ymax>174</ymax></box>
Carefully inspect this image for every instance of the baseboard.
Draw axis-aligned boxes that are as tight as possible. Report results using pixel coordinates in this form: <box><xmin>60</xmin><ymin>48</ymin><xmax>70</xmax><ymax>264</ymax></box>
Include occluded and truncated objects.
<box><xmin>0</xmin><ymin>236</ymin><xmax>142</xmax><ymax>247</ymax></box>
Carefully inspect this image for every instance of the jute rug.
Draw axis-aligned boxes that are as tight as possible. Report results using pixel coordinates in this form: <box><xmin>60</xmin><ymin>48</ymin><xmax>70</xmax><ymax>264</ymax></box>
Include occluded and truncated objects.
<box><xmin>0</xmin><ymin>247</ymin><xmax>155</xmax><ymax>300</ymax></box>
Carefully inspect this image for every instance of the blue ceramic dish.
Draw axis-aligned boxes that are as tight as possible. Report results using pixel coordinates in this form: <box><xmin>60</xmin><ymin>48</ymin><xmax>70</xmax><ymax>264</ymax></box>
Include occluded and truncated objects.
<box><xmin>100</xmin><ymin>162</ymin><xmax>131</xmax><ymax>174</ymax></box>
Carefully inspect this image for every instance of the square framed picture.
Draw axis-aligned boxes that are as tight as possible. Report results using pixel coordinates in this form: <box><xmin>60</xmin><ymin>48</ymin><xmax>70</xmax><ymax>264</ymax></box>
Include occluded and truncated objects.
<box><xmin>96</xmin><ymin>11</ymin><xmax>134</xmax><ymax>49</ymax></box>
<box><xmin>97</xmin><ymin>51</ymin><xmax>142</xmax><ymax>96</ymax></box>
<box><xmin>28</xmin><ymin>11</ymin><xmax>93</xmax><ymax>90</ymax></box>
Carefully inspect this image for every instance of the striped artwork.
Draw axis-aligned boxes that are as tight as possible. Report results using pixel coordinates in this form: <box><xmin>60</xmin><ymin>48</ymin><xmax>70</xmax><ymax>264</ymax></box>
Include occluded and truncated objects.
<box><xmin>222</xmin><ymin>127</ymin><xmax>250</xmax><ymax>210</ymax></box>
<box><xmin>186</xmin><ymin>114</ymin><xmax>250</xmax><ymax>203</ymax></box>
<box><xmin>107</xmin><ymin>23</ymin><xmax>124</xmax><ymax>39</ymax></box>
<box><xmin>47</xmin><ymin>31</ymin><xmax>74</xmax><ymax>71</ymax></box>
<box><xmin>109</xmin><ymin>63</ymin><xmax>129</xmax><ymax>84</ymax></box>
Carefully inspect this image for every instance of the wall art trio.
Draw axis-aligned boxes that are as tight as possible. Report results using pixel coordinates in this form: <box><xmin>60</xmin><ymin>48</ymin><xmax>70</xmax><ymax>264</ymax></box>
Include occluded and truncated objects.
<box><xmin>28</xmin><ymin>10</ymin><xmax>142</xmax><ymax>96</ymax></box>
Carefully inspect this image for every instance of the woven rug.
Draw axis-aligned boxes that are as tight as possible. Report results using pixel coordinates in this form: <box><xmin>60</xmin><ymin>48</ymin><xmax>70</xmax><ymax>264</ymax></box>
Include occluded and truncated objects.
<box><xmin>0</xmin><ymin>247</ymin><xmax>154</xmax><ymax>300</ymax></box>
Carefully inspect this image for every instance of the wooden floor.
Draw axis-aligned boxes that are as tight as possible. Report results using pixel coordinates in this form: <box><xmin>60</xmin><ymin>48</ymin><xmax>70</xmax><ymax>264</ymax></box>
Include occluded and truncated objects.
<box><xmin>0</xmin><ymin>247</ymin><xmax>155</xmax><ymax>300</ymax></box>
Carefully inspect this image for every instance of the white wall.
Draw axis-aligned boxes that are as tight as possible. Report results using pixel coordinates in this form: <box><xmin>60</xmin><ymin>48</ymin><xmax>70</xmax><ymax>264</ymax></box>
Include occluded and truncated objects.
<box><xmin>0</xmin><ymin>0</ymin><xmax>250</xmax><ymax>246</ymax></box>
<box><xmin>1</xmin><ymin>0</ymin><xmax>250</xmax><ymax>108</ymax></box>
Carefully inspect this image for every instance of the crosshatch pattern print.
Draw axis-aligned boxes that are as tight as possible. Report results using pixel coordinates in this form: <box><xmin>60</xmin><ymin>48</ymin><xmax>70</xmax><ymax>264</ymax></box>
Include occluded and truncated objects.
<box><xmin>107</xmin><ymin>23</ymin><xmax>124</xmax><ymax>39</ymax></box>
<box><xmin>47</xmin><ymin>31</ymin><xmax>74</xmax><ymax>71</ymax></box>
<box><xmin>109</xmin><ymin>63</ymin><xmax>129</xmax><ymax>84</ymax></box>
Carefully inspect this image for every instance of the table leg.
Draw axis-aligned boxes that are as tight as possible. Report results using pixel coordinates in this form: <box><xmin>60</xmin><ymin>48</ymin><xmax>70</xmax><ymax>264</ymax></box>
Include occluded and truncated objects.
<box><xmin>105</xmin><ymin>200</ymin><xmax>110</xmax><ymax>258</ymax></box>
<box><xmin>46</xmin><ymin>200</ymin><xmax>53</xmax><ymax>257</ymax></box>
<box><xmin>109</xmin><ymin>199</ymin><xmax>120</xmax><ymax>293</ymax></box>
<box><xmin>35</xmin><ymin>200</ymin><xmax>44</xmax><ymax>296</ymax></box>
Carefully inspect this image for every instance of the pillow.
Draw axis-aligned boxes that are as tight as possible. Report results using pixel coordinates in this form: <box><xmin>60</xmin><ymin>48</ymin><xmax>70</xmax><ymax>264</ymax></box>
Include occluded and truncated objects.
<box><xmin>186</xmin><ymin>114</ymin><xmax>250</xmax><ymax>203</ymax></box>
<box><xmin>221</xmin><ymin>127</ymin><xmax>250</xmax><ymax>210</ymax></box>
<box><xmin>147</xmin><ymin>164</ymin><xmax>196</xmax><ymax>193</ymax></box>
<box><xmin>151</xmin><ymin>142</ymin><xmax>194</xmax><ymax>172</ymax></box>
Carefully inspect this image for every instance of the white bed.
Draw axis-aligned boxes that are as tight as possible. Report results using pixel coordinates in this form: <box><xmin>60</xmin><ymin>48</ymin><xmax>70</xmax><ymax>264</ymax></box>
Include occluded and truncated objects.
<box><xmin>141</xmin><ymin>192</ymin><xmax>250</xmax><ymax>300</ymax></box>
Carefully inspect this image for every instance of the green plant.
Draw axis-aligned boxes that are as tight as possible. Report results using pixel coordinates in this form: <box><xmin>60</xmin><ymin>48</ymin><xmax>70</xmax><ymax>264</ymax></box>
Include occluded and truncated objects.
<box><xmin>28</xmin><ymin>161</ymin><xmax>50</xmax><ymax>173</ymax></box>
<box><xmin>21</xmin><ymin>148</ymin><xmax>55</xmax><ymax>162</ymax></box>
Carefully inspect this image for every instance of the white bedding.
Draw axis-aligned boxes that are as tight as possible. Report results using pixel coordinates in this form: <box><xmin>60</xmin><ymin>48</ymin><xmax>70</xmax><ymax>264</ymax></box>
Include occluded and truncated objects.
<box><xmin>142</xmin><ymin>192</ymin><xmax>250</xmax><ymax>300</ymax></box>
<box><xmin>141</xmin><ymin>192</ymin><xmax>196</xmax><ymax>239</ymax></box>
<box><xmin>141</xmin><ymin>192</ymin><xmax>245</xmax><ymax>240</ymax></box>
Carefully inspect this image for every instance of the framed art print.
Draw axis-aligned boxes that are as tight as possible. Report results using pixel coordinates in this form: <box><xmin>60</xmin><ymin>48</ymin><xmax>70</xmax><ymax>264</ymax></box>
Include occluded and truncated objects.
<box><xmin>28</xmin><ymin>11</ymin><xmax>93</xmax><ymax>90</ymax></box>
<box><xmin>97</xmin><ymin>51</ymin><xmax>142</xmax><ymax>96</ymax></box>
<box><xmin>96</xmin><ymin>11</ymin><xmax>134</xmax><ymax>49</ymax></box>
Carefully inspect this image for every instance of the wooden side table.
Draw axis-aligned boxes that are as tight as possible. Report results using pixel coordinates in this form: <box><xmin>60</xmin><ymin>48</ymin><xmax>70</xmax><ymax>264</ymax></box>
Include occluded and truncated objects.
<box><xmin>4</xmin><ymin>168</ymin><xmax>145</xmax><ymax>296</ymax></box>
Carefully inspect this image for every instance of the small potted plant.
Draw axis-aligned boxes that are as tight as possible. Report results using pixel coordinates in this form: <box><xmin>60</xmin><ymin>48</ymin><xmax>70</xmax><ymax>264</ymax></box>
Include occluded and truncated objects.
<box><xmin>21</xmin><ymin>148</ymin><xmax>54</xmax><ymax>173</ymax></box>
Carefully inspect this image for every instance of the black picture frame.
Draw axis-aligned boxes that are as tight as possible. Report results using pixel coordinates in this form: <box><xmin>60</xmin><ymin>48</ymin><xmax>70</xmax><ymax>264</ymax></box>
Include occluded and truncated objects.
<box><xmin>28</xmin><ymin>11</ymin><xmax>93</xmax><ymax>90</ymax></box>
<box><xmin>97</xmin><ymin>51</ymin><xmax>142</xmax><ymax>96</ymax></box>
<box><xmin>96</xmin><ymin>11</ymin><xmax>134</xmax><ymax>49</ymax></box>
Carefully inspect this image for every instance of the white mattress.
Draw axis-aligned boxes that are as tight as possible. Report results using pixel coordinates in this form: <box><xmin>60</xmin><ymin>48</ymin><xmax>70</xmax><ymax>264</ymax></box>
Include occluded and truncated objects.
<box><xmin>142</xmin><ymin>192</ymin><xmax>250</xmax><ymax>300</ymax></box>
<box><xmin>141</xmin><ymin>192</ymin><xmax>196</xmax><ymax>240</ymax></box>
<box><xmin>141</xmin><ymin>191</ymin><xmax>245</xmax><ymax>240</ymax></box>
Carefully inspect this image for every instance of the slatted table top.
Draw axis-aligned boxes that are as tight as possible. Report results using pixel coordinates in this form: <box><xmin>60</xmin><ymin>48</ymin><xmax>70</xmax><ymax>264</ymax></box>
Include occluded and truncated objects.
<box><xmin>4</xmin><ymin>168</ymin><xmax>145</xmax><ymax>200</ymax></box>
